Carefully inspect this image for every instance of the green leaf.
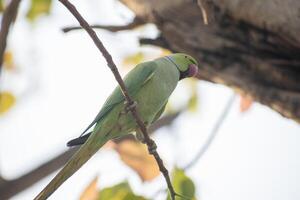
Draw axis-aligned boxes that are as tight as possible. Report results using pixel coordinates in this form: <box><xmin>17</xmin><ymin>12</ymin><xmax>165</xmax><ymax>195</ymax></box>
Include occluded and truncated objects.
<box><xmin>0</xmin><ymin>0</ymin><xmax>4</xmax><ymax>12</ymax></box>
<box><xmin>26</xmin><ymin>0</ymin><xmax>52</xmax><ymax>21</ymax></box>
<box><xmin>167</xmin><ymin>168</ymin><xmax>196</xmax><ymax>200</ymax></box>
<box><xmin>99</xmin><ymin>182</ymin><xmax>147</xmax><ymax>200</ymax></box>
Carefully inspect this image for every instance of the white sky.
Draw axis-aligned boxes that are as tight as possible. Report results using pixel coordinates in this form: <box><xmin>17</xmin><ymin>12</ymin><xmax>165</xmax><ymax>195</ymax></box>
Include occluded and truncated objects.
<box><xmin>1</xmin><ymin>0</ymin><xmax>300</xmax><ymax>200</ymax></box>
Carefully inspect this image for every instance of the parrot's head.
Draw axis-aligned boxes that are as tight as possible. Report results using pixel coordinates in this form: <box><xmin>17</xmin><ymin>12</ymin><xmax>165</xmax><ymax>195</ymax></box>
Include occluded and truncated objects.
<box><xmin>166</xmin><ymin>53</ymin><xmax>199</xmax><ymax>80</ymax></box>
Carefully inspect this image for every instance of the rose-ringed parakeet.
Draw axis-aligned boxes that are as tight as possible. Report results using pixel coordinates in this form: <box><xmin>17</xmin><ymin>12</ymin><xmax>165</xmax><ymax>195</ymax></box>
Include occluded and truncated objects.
<box><xmin>35</xmin><ymin>53</ymin><xmax>198</xmax><ymax>200</ymax></box>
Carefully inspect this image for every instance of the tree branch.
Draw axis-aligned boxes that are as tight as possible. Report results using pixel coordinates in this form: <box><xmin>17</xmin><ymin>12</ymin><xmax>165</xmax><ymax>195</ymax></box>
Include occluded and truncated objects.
<box><xmin>122</xmin><ymin>0</ymin><xmax>300</xmax><ymax>123</ymax></box>
<box><xmin>197</xmin><ymin>0</ymin><xmax>208</xmax><ymax>25</ymax></box>
<box><xmin>0</xmin><ymin>176</ymin><xmax>7</xmax><ymax>187</ymax></box>
<box><xmin>0</xmin><ymin>0</ymin><xmax>21</xmax><ymax>74</ymax></box>
<box><xmin>62</xmin><ymin>17</ymin><xmax>145</xmax><ymax>33</ymax></box>
<box><xmin>139</xmin><ymin>35</ymin><xmax>171</xmax><ymax>50</ymax></box>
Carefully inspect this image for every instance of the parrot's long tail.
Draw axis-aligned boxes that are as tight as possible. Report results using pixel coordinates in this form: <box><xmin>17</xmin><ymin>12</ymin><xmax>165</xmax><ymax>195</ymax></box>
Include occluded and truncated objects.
<box><xmin>34</xmin><ymin>130</ymin><xmax>109</xmax><ymax>200</ymax></box>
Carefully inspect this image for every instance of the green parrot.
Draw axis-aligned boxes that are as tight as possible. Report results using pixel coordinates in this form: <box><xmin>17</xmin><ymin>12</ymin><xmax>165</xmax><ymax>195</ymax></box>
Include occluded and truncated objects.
<box><xmin>34</xmin><ymin>53</ymin><xmax>198</xmax><ymax>200</ymax></box>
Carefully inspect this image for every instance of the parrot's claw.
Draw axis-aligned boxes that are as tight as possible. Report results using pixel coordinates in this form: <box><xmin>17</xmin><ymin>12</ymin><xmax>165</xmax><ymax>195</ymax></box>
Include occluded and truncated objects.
<box><xmin>136</xmin><ymin>130</ymin><xmax>157</xmax><ymax>154</ymax></box>
<box><xmin>136</xmin><ymin>131</ymin><xmax>146</xmax><ymax>143</ymax></box>
<box><xmin>124</xmin><ymin>101</ymin><xmax>138</xmax><ymax>112</ymax></box>
<box><xmin>148</xmin><ymin>142</ymin><xmax>157</xmax><ymax>154</ymax></box>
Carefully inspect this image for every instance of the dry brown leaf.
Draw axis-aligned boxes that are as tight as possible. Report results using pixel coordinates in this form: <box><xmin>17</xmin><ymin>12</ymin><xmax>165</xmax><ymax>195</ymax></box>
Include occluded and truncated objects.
<box><xmin>103</xmin><ymin>140</ymin><xmax>116</xmax><ymax>149</ymax></box>
<box><xmin>80</xmin><ymin>177</ymin><xmax>99</xmax><ymax>200</ymax></box>
<box><xmin>239</xmin><ymin>94</ymin><xmax>253</xmax><ymax>113</ymax></box>
<box><xmin>3</xmin><ymin>51</ymin><xmax>15</xmax><ymax>71</ymax></box>
<box><xmin>115</xmin><ymin>140</ymin><xmax>160</xmax><ymax>181</ymax></box>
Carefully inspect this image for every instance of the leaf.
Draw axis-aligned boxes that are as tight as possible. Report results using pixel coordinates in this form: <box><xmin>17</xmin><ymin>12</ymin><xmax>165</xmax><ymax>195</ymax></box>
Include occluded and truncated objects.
<box><xmin>167</xmin><ymin>168</ymin><xmax>196</xmax><ymax>200</ymax></box>
<box><xmin>26</xmin><ymin>0</ymin><xmax>52</xmax><ymax>21</ymax></box>
<box><xmin>103</xmin><ymin>140</ymin><xmax>117</xmax><ymax>149</ymax></box>
<box><xmin>3</xmin><ymin>51</ymin><xmax>15</xmax><ymax>71</ymax></box>
<box><xmin>115</xmin><ymin>140</ymin><xmax>160</xmax><ymax>181</ymax></box>
<box><xmin>80</xmin><ymin>177</ymin><xmax>99</xmax><ymax>200</ymax></box>
<box><xmin>122</xmin><ymin>52</ymin><xmax>145</xmax><ymax>69</ymax></box>
<box><xmin>99</xmin><ymin>182</ymin><xmax>147</xmax><ymax>200</ymax></box>
<box><xmin>239</xmin><ymin>94</ymin><xmax>253</xmax><ymax>113</ymax></box>
<box><xmin>0</xmin><ymin>0</ymin><xmax>4</xmax><ymax>12</ymax></box>
<box><xmin>80</xmin><ymin>178</ymin><xmax>147</xmax><ymax>200</ymax></box>
<box><xmin>0</xmin><ymin>91</ymin><xmax>16</xmax><ymax>115</ymax></box>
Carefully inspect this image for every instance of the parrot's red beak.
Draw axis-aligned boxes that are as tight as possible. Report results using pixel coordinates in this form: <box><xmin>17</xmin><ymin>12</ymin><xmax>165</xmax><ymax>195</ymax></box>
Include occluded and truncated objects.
<box><xmin>188</xmin><ymin>64</ymin><xmax>199</xmax><ymax>77</ymax></box>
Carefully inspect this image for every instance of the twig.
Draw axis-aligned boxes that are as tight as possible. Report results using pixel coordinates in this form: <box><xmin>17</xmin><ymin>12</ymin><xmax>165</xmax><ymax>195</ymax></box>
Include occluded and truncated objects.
<box><xmin>58</xmin><ymin>1</ymin><xmax>176</xmax><ymax>199</ymax></box>
<box><xmin>0</xmin><ymin>0</ymin><xmax>21</xmax><ymax>74</ymax></box>
<box><xmin>62</xmin><ymin>17</ymin><xmax>144</xmax><ymax>33</ymax></box>
<box><xmin>139</xmin><ymin>36</ymin><xmax>171</xmax><ymax>50</ymax></box>
<box><xmin>0</xmin><ymin>148</ymin><xmax>78</xmax><ymax>200</ymax></box>
<box><xmin>184</xmin><ymin>93</ymin><xmax>235</xmax><ymax>170</ymax></box>
<box><xmin>197</xmin><ymin>0</ymin><xmax>208</xmax><ymax>25</ymax></box>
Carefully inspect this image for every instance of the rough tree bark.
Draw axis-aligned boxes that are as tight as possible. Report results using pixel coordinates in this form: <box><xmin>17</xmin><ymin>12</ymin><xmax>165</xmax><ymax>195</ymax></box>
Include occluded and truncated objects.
<box><xmin>119</xmin><ymin>0</ymin><xmax>300</xmax><ymax>123</ymax></box>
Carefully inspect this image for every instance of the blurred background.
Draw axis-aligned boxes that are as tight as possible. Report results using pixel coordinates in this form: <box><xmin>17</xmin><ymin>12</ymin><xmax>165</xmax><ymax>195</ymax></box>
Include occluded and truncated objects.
<box><xmin>1</xmin><ymin>0</ymin><xmax>300</xmax><ymax>199</ymax></box>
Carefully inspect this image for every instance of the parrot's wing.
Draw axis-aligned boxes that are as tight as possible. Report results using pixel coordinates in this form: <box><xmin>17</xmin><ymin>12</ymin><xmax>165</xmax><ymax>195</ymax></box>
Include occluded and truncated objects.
<box><xmin>72</xmin><ymin>62</ymin><xmax>157</xmax><ymax>141</ymax></box>
<box><xmin>69</xmin><ymin>101</ymin><xmax>166</xmax><ymax>147</ymax></box>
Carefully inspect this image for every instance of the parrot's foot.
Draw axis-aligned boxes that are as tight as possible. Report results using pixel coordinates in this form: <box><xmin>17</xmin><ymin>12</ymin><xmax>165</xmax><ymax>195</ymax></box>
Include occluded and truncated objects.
<box><xmin>124</xmin><ymin>101</ymin><xmax>137</xmax><ymax>112</ymax></box>
<box><xmin>148</xmin><ymin>141</ymin><xmax>157</xmax><ymax>155</ymax></box>
<box><xmin>136</xmin><ymin>130</ymin><xmax>157</xmax><ymax>154</ymax></box>
<box><xmin>136</xmin><ymin>130</ymin><xmax>146</xmax><ymax>143</ymax></box>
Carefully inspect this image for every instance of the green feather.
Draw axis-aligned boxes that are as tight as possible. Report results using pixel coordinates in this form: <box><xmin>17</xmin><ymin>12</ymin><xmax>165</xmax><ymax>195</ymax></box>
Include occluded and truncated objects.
<box><xmin>152</xmin><ymin>101</ymin><xmax>167</xmax><ymax>123</ymax></box>
<box><xmin>80</xmin><ymin>62</ymin><xmax>157</xmax><ymax>137</ymax></box>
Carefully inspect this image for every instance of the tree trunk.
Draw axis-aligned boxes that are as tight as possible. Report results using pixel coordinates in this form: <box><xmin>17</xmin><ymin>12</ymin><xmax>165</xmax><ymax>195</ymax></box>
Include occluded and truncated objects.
<box><xmin>120</xmin><ymin>0</ymin><xmax>300</xmax><ymax>123</ymax></box>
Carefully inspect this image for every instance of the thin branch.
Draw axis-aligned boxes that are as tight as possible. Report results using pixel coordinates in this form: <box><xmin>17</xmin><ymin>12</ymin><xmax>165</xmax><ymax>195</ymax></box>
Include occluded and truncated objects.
<box><xmin>0</xmin><ymin>148</ymin><xmax>78</xmax><ymax>200</ymax></box>
<box><xmin>60</xmin><ymin>1</ymin><xmax>177</xmax><ymax>199</ymax></box>
<box><xmin>139</xmin><ymin>36</ymin><xmax>171</xmax><ymax>50</ymax></box>
<box><xmin>197</xmin><ymin>0</ymin><xmax>208</xmax><ymax>25</ymax></box>
<box><xmin>184</xmin><ymin>93</ymin><xmax>236</xmax><ymax>170</ymax></box>
<box><xmin>0</xmin><ymin>0</ymin><xmax>21</xmax><ymax>74</ymax></box>
<box><xmin>62</xmin><ymin>17</ymin><xmax>145</xmax><ymax>33</ymax></box>
<box><xmin>0</xmin><ymin>176</ymin><xmax>7</xmax><ymax>187</ymax></box>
